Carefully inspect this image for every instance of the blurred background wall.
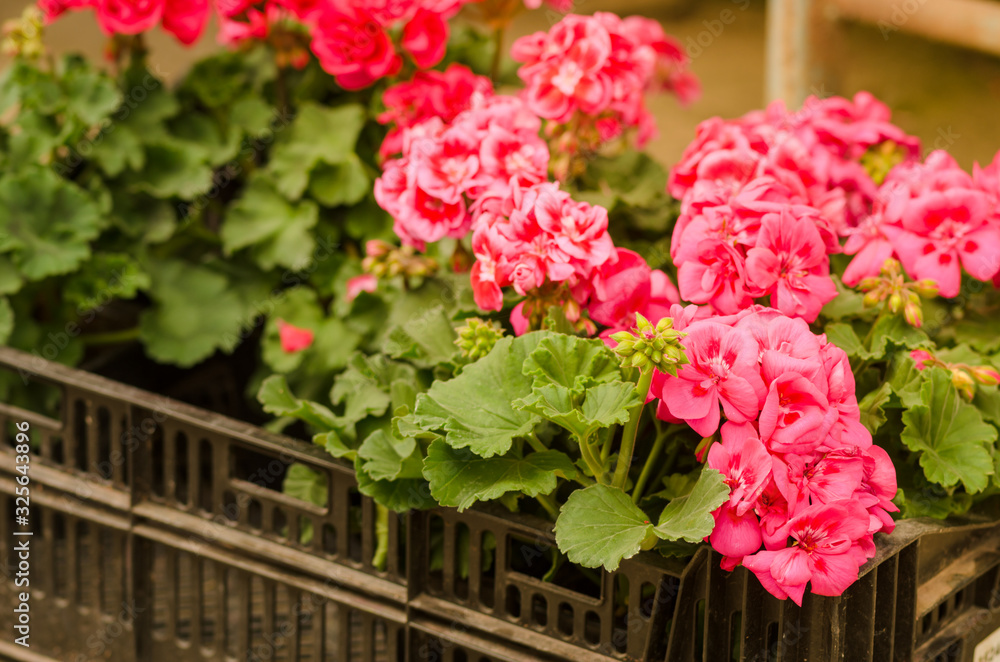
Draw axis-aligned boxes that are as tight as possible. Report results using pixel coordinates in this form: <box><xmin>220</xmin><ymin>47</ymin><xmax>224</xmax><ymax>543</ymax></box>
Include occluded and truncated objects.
<box><xmin>4</xmin><ymin>0</ymin><xmax>1000</xmax><ymax>169</ymax></box>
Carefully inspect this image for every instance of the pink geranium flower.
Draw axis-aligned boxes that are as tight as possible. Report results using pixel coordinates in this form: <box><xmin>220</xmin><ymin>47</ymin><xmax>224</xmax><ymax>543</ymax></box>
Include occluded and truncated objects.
<box><xmin>345</xmin><ymin>274</ymin><xmax>378</xmax><ymax>302</ymax></box>
<box><xmin>888</xmin><ymin>188</ymin><xmax>999</xmax><ymax>297</ymax></box>
<box><xmin>658</xmin><ymin>321</ymin><xmax>766</xmax><ymax>436</ymax></box>
<box><xmin>742</xmin><ymin>501</ymin><xmax>871</xmax><ymax>605</ymax></box>
<box><xmin>401</xmin><ymin>7</ymin><xmax>448</xmax><ymax>69</ymax></box>
<box><xmin>772</xmin><ymin>451</ymin><xmax>865</xmax><ymax>516</ymax></box>
<box><xmin>310</xmin><ymin>4</ymin><xmax>401</xmax><ymax>90</ymax></box>
<box><xmin>708</xmin><ymin>422</ymin><xmax>773</xmax><ymax>515</ymax></box>
<box><xmin>276</xmin><ymin>320</ymin><xmax>314</xmax><ymax>353</ymax></box>
<box><xmin>758</xmin><ymin>373</ymin><xmax>837</xmax><ymax>454</ymax></box>
<box><xmin>745</xmin><ymin>209</ymin><xmax>837</xmax><ymax>322</ymax></box>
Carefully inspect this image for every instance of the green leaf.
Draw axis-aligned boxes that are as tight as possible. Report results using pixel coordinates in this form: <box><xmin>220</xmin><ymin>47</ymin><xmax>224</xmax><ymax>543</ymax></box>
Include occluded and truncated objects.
<box><xmin>358</xmin><ymin>429</ymin><xmax>424</xmax><ymax>482</ymax></box>
<box><xmin>858</xmin><ymin>382</ymin><xmax>892</xmax><ymax>434</ymax></box>
<box><xmin>423</xmin><ymin>440</ymin><xmax>576</xmax><ymax>511</ymax></box>
<box><xmin>315</xmin><ymin>431</ymin><xmax>357</xmax><ymax>460</ymax></box>
<box><xmin>221</xmin><ymin>175</ymin><xmax>319</xmax><ymax>271</ymax></box>
<box><xmin>269</xmin><ymin>103</ymin><xmax>366</xmax><ymax>200</ymax></box>
<box><xmin>138</xmin><ymin>260</ymin><xmax>260</xmax><ymax>367</ymax></box>
<box><xmin>382</xmin><ymin>304</ymin><xmax>457</xmax><ymax>369</ymax></box>
<box><xmin>0</xmin><ymin>258</ymin><xmax>23</xmax><ymax>295</ymax></box>
<box><xmin>308</xmin><ymin>156</ymin><xmax>370</xmax><ymax>208</ymax></box>
<box><xmin>887</xmin><ymin>351</ymin><xmax>925</xmax><ymax>408</ymax></box>
<box><xmin>329</xmin><ymin>354</ymin><xmax>400</xmax><ymax>431</ymax></box>
<box><xmin>825</xmin><ymin>322</ymin><xmax>865</xmax><ymax>358</ymax></box>
<box><xmin>554</xmin><ymin>484</ymin><xmax>654</xmax><ymax>571</ymax></box>
<box><xmin>63</xmin><ymin>253</ymin><xmax>149</xmax><ymax>313</ymax></box>
<box><xmin>413</xmin><ymin>333</ymin><xmax>550</xmax><ymax>457</ymax></box>
<box><xmin>355</xmin><ymin>459</ymin><xmax>436</xmax><ymax>512</ymax></box>
<box><xmin>257</xmin><ymin>375</ymin><xmax>340</xmax><ymax>431</ymax></box>
<box><xmin>953</xmin><ymin>315</ymin><xmax>1000</xmax><ymax>354</ymax></box>
<box><xmin>820</xmin><ymin>276</ymin><xmax>868</xmax><ymax>321</ymax></box>
<box><xmin>169</xmin><ymin>113</ymin><xmax>235</xmax><ymax>166</ymax></box>
<box><xmin>900</xmin><ymin>368</ymin><xmax>997</xmax><ymax>493</ymax></box>
<box><xmin>0</xmin><ymin>297</ymin><xmax>12</xmax><ymax>345</ymax></box>
<box><xmin>60</xmin><ymin>56</ymin><xmax>121</xmax><ymax>124</ymax></box>
<box><xmin>868</xmin><ymin>314</ymin><xmax>930</xmax><ymax>359</ymax></box>
<box><xmin>282</xmin><ymin>463</ymin><xmax>328</xmax><ymax>545</ymax></box>
<box><xmin>128</xmin><ymin>143</ymin><xmax>213</xmax><ymax>198</ymax></box>
<box><xmin>92</xmin><ymin>125</ymin><xmax>144</xmax><ymax>176</ymax></box>
<box><xmin>653</xmin><ymin>468</ymin><xmax>729</xmax><ymax>543</ymax></box>
<box><xmin>523</xmin><ymin>334</ymin><xmax>622</xmax><ymax>391</ymax></box>
<box><xmin>974</xmin><ymin>386</ymin><xmax>1000</xmax><ymax>426</ymax></box>
<box><xmin>0</xmin><ymin>168</ymin><xmax>105</xmax><ymax>281</ymax></box>
<box><xmin>283</xmin><ymin>463</ymin><xmax>328</xmax><ymax>507</ymax></box>
<box><xmin>514</xmin><ymin>382</ymin><xmax>639</xmax><ymax>441</ymax></box>
<box><xmin>230</xmin><ymin>96</ymin><xmax>276</xmax><ymax>136</ymax></box>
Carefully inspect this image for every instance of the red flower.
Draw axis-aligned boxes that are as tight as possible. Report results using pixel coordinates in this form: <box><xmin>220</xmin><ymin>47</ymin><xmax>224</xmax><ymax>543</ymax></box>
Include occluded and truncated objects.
<box><xmin>310</xmin><ymin>3</ymin><xmax>401</xmax><ymax>90</ymax></box>
<box><xmin>401</xmin><ymin>7</ymin><xmax>448</xmax><ymax>69</ymax></box>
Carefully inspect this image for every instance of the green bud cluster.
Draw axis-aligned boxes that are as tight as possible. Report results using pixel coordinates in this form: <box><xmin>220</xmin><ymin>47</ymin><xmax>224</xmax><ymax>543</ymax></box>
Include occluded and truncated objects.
<box><xmin>2</xmin><ymin>7</ymin><xmax>44</xmax><ymax>59</ymax></box>
<box><xmin>454</xmin><ymin>318</ymin><xmax>505</xmax><ymax>361</ymax></box>
<box><xmin>610</xmin><ymin>314</ymin><xmax>688</xmax><ymax>376</ymax></box>
<box><xmin>857</xmin><ymin>258</ymin><xmax>938</xmax><ymax>329</ymax></box>
<box><xmin>362</xmin><ymin>240</ymin><xmax>439</xmax><ymax>279</ymax></box>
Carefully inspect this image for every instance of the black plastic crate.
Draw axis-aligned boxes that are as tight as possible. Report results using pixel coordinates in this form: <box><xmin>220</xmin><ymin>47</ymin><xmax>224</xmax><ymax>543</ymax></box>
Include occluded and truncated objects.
<box><xmin>2</xmin><ymin>346</ymin><xmax>1000</xmax><ymax>662</ymax></box>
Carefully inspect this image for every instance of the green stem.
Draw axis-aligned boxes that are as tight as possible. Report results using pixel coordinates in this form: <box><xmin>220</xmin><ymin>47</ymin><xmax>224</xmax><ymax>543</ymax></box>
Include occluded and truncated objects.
<box><xmin>599</xmin><ymin>426</ymin><xmax>613</xmax><ymax>462</ymax></box>
<box><xmin>525</xmin><ymin>433</ymin><xmax>547</xmax><ymax>454</ymax></box>
<box><xmin>490</xmin><ymin>25</ymin><xmax>506</xmax><ymax>83</ymax></box>
<box><xmin>372</xmin><ymin>505</ymin><xmax>390</xmax><ymax>570</ymax></box>
<box><xmin>573</xmin><ymin>473</ymin><xmax>595</xmax><ymax>488</ymax></box>
<box><xmin>861</xmin><ymin>303</ymin><xmax>890</xmax><ymax>348</ymax></box>
<box><xmin>632</xmin><ymin>427</ymin><xmax>679</xmax><ymax>504</ymax></box>
<box><xmin>578</xmin><ymin>435</ymin><xmax>606</xmax><ymax>484</ymax></box>
<box><xmin>536</xmin><ymin>493</ymin><xmax>559</xmax><ymax>520</ymax></box>
<box><xmin>275</xmin><ymin>63</ymin><xmax>290</xmax><ymax>118</ymax></box>
<box><xmin>612</xmin><ymin>368</ymin><xmax>654</xmax><ymax>490</ymax></box>
<box><xmin>80</xmin><ymin>327</ymin><xmax>142</xmax><ymax>346</ymax></box>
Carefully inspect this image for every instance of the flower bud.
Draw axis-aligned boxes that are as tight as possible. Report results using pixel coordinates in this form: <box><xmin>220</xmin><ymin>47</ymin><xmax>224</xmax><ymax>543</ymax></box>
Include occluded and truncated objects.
<box><xmin>454</xmin><ymin>318</ymin><xmax>505</xmax><ymax>362</ymax></box>
<box><xmin>880</xmin><ymin>258</ymin><xmax>901</xmax><ymax>277</ymax></box>
<box><xmin>971</xmin><ymin>366</ymin><xmax>1000</xmax><ymax>386</ymax></box>
<box><xmin>913</xmin><ymin>279</ymin><xmax>939</xmax><ymax>298</ymax></box>
<box><xmin>857</xmin><ymin>277</ymin><xmax>881</xmax><ymax>291</ymax></box>
<box><xmin>904</xmin><ymin>302</ymin><xmax>923</xmax><ymax>328</ymax></box>
<box><xmin>951</xmin><ymin>369</ymin><xmax>976</xmax><ymax>400</ymax></box>
<box><xmin>612</xmin><ymin>314</ymin><xmax>688</xmax><ymax>376</ymax></box>
<box><xmin>888</xmin><ymin>292</ymin><xmax>903</xmax><ymax>313</ymax></box>
<box><xmin>863</xmin><ymin>290</ymin><xmax>884</xmax><ymax>308</ymax></box>
<box><xmin>910</xmin><ymin>349</ymin><xmax>934</xmax><ymax>370</ymax></box>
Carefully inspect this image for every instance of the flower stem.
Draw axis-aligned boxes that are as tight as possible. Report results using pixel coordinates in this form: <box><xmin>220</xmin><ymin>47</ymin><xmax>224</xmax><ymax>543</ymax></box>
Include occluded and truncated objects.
<box><xmin>81</xmin><ymin>326</ymin><xmax>142</xmax><ymax>346</ymax></box>
<box><xmin>536</xmin><ymin>493</ymin><xmax>559</xmax><ymax>520</ymax></box>
<box><xmin>525</xmin><ymin>433</ymin><xmax>547</xmax><ymax>454</ymax></box>
<box><xmin>632</xmin><ymin>426</ymin><xmax>678</xmax><ymax>504</ymax></box>
<box><xmin>490</xmin><ymin>25</ymin><xmax>506</xmax><ymax>83</ymax></box>
<box><xmin>612</xmin><ymin>368</ymin><xmax>654</xmax><ymax>490</ymax></box>
<box><xmin>578</xmin><ymin>435</ymin><xmax>606</xmax><ymax>483</ymax></box>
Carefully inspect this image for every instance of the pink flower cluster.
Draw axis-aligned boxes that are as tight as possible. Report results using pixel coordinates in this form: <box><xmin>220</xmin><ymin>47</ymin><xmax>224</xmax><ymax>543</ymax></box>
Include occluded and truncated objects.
<box><xmin>40</xmin><ymin>0</ymin><xmax>210</xmax><ymax>44</ymax></box>
<box><xmin>843</xmin><ymin>150</ymin><xmax>1000</xmax><ymax>297</ymax></box>
<box><xmin>377</xmin><ymin>64</ymin><xmax>493</xmax><ymax>160</ymax></box>
<box><xmin>669</xmin><ymin>93</ymin><xmax>921</xmax><ymax>322</ymax></box>
<box><xmin>511</xmin><ymin>12</ymin><xmax>698</xmax><ymax>149</ymax></box>
<box><xmin>309</xmin><ymin>0</ymin><xmax>474</xmax><ymax>89</ymax></box>
<box><xmin>469</xmin><ymin>180</ymin><xmax>613</xmax><ymax>314</ymax></box>
<box><xmin>468</xmin><ymin>193</ymin><xmax>682</xmax><ymax>335</ymax></box>
<box><xmin>649</xmin><ymin>306</ymin><xmax>896</xmax><ymax>604</ymax></box>
<box><xmin>42</xmin><ymin>0</ymin><xmax>472</xmax><ymax>88</ymax></box>
<box><xmin>374</xmin><ymin>94</ymin><xmax>550</xmax><ymax>249</ymax></box>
